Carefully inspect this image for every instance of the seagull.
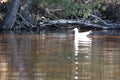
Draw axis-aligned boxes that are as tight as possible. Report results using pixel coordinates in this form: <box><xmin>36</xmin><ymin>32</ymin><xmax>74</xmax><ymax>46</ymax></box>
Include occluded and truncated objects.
<box><xmin>73</xmin><ymin>28</ymin><xmax>92</xmax><ymax>42</ymax></box>
<box><xmin>73</xmin><ymin>28</ymin><xmax>92</xmax><ymax>37</ymax></box>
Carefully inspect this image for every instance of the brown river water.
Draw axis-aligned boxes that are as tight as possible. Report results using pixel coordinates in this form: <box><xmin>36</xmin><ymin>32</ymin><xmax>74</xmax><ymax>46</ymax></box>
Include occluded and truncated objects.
<box><xmin>0</xmin><ymin>30</ymin><xmax>120</xmax><ymax>80</ymax></box>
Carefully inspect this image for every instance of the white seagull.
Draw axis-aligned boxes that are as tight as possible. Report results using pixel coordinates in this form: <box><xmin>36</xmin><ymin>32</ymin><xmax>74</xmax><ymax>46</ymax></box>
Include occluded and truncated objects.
<box><xmin>73</xmin><ymin>28</ymin><xmax>92</xmax><ymax>41</ymax></box>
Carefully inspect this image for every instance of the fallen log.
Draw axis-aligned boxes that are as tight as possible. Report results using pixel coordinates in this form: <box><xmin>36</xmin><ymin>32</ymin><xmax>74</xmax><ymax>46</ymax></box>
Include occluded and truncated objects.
<box><xmin>44</xmin><ymin>19</ymin><xmax>120</xmax><ymax>29</ymax></box>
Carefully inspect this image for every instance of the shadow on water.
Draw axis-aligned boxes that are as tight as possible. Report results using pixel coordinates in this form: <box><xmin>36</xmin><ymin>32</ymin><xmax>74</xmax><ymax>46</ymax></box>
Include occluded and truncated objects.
<box><xmin>0</xmin><ymin>29</ymin><xmax>120</xmax><ymax>80</ymax></box>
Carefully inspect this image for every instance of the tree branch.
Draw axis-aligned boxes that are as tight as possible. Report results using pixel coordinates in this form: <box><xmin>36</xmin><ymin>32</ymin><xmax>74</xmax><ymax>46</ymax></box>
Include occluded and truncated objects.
<box><xmin>90</xmin><ymin>14</ymin><xmax>112</xmax><ymax>26</ymax></box>
<box><xmin>17</xmin><ymin>13</ymin><xmax>35</xmax><ymax>27</ymax></box>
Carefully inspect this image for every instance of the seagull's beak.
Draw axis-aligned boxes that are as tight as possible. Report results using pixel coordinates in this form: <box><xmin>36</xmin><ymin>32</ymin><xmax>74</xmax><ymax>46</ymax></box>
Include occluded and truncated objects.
<box><xmin>89</xmin><ymin>30</ymin><xmax>92</xmax><ymax>33</ymax></box>
<box><xmin>71</xmin><ymin>28</ymin><xmax>75</xmax><ymax>34</ymax></box>
<box><xmin>72</xmin><ymin>28</ymin><xmax>75</xmax><ymax>31</ymax></box>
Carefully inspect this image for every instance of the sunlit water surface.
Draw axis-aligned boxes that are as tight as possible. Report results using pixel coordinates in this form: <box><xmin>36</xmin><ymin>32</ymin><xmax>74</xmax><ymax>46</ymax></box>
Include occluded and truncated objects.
<box><xmin>0</xmin><ymin>30</ymin><xmax>120</xmax><ymax>80</ymax></box>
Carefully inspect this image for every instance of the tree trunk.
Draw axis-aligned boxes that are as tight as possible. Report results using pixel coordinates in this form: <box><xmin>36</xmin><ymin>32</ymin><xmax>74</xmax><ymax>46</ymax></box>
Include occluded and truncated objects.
<box><xmin>1</xmin><ymin>0</ymin><xmax>36</xmax><ymax>30</ymax></box>
<box><xmin>1</xmin><ymin>0</ymin><xmax>20</xmax><ymax>29</ymax></box>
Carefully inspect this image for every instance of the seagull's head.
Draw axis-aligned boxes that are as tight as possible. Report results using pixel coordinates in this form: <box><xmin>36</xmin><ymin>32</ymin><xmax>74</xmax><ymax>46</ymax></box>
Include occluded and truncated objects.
<box><xmin>88</xmin><ymin>30</ymin><xmax>92</xmax><ymax>33</ymax></box>
<box><xmin>73</xmin><ymin>28</ymin><xmax>79</xmax><ymax>32</ymax></box>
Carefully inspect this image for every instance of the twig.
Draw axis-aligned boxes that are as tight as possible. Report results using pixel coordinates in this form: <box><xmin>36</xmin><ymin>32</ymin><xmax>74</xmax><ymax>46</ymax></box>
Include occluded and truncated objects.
<box><xmin>46</xmin><ymin>8</ymin><xmax>62</xmax><ymax>12</ymax></box>
<box><xmin>45</xmin><ymin>8</ymin><xmax>60</xmax><ymax>19</ymax></box>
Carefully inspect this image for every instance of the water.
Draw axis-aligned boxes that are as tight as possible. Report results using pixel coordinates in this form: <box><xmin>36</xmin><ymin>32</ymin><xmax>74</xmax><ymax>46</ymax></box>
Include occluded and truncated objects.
<box><xmin>0</xmin><ymin>30</ymin><xmax>120</xmax><ymax>80</ymax></box>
